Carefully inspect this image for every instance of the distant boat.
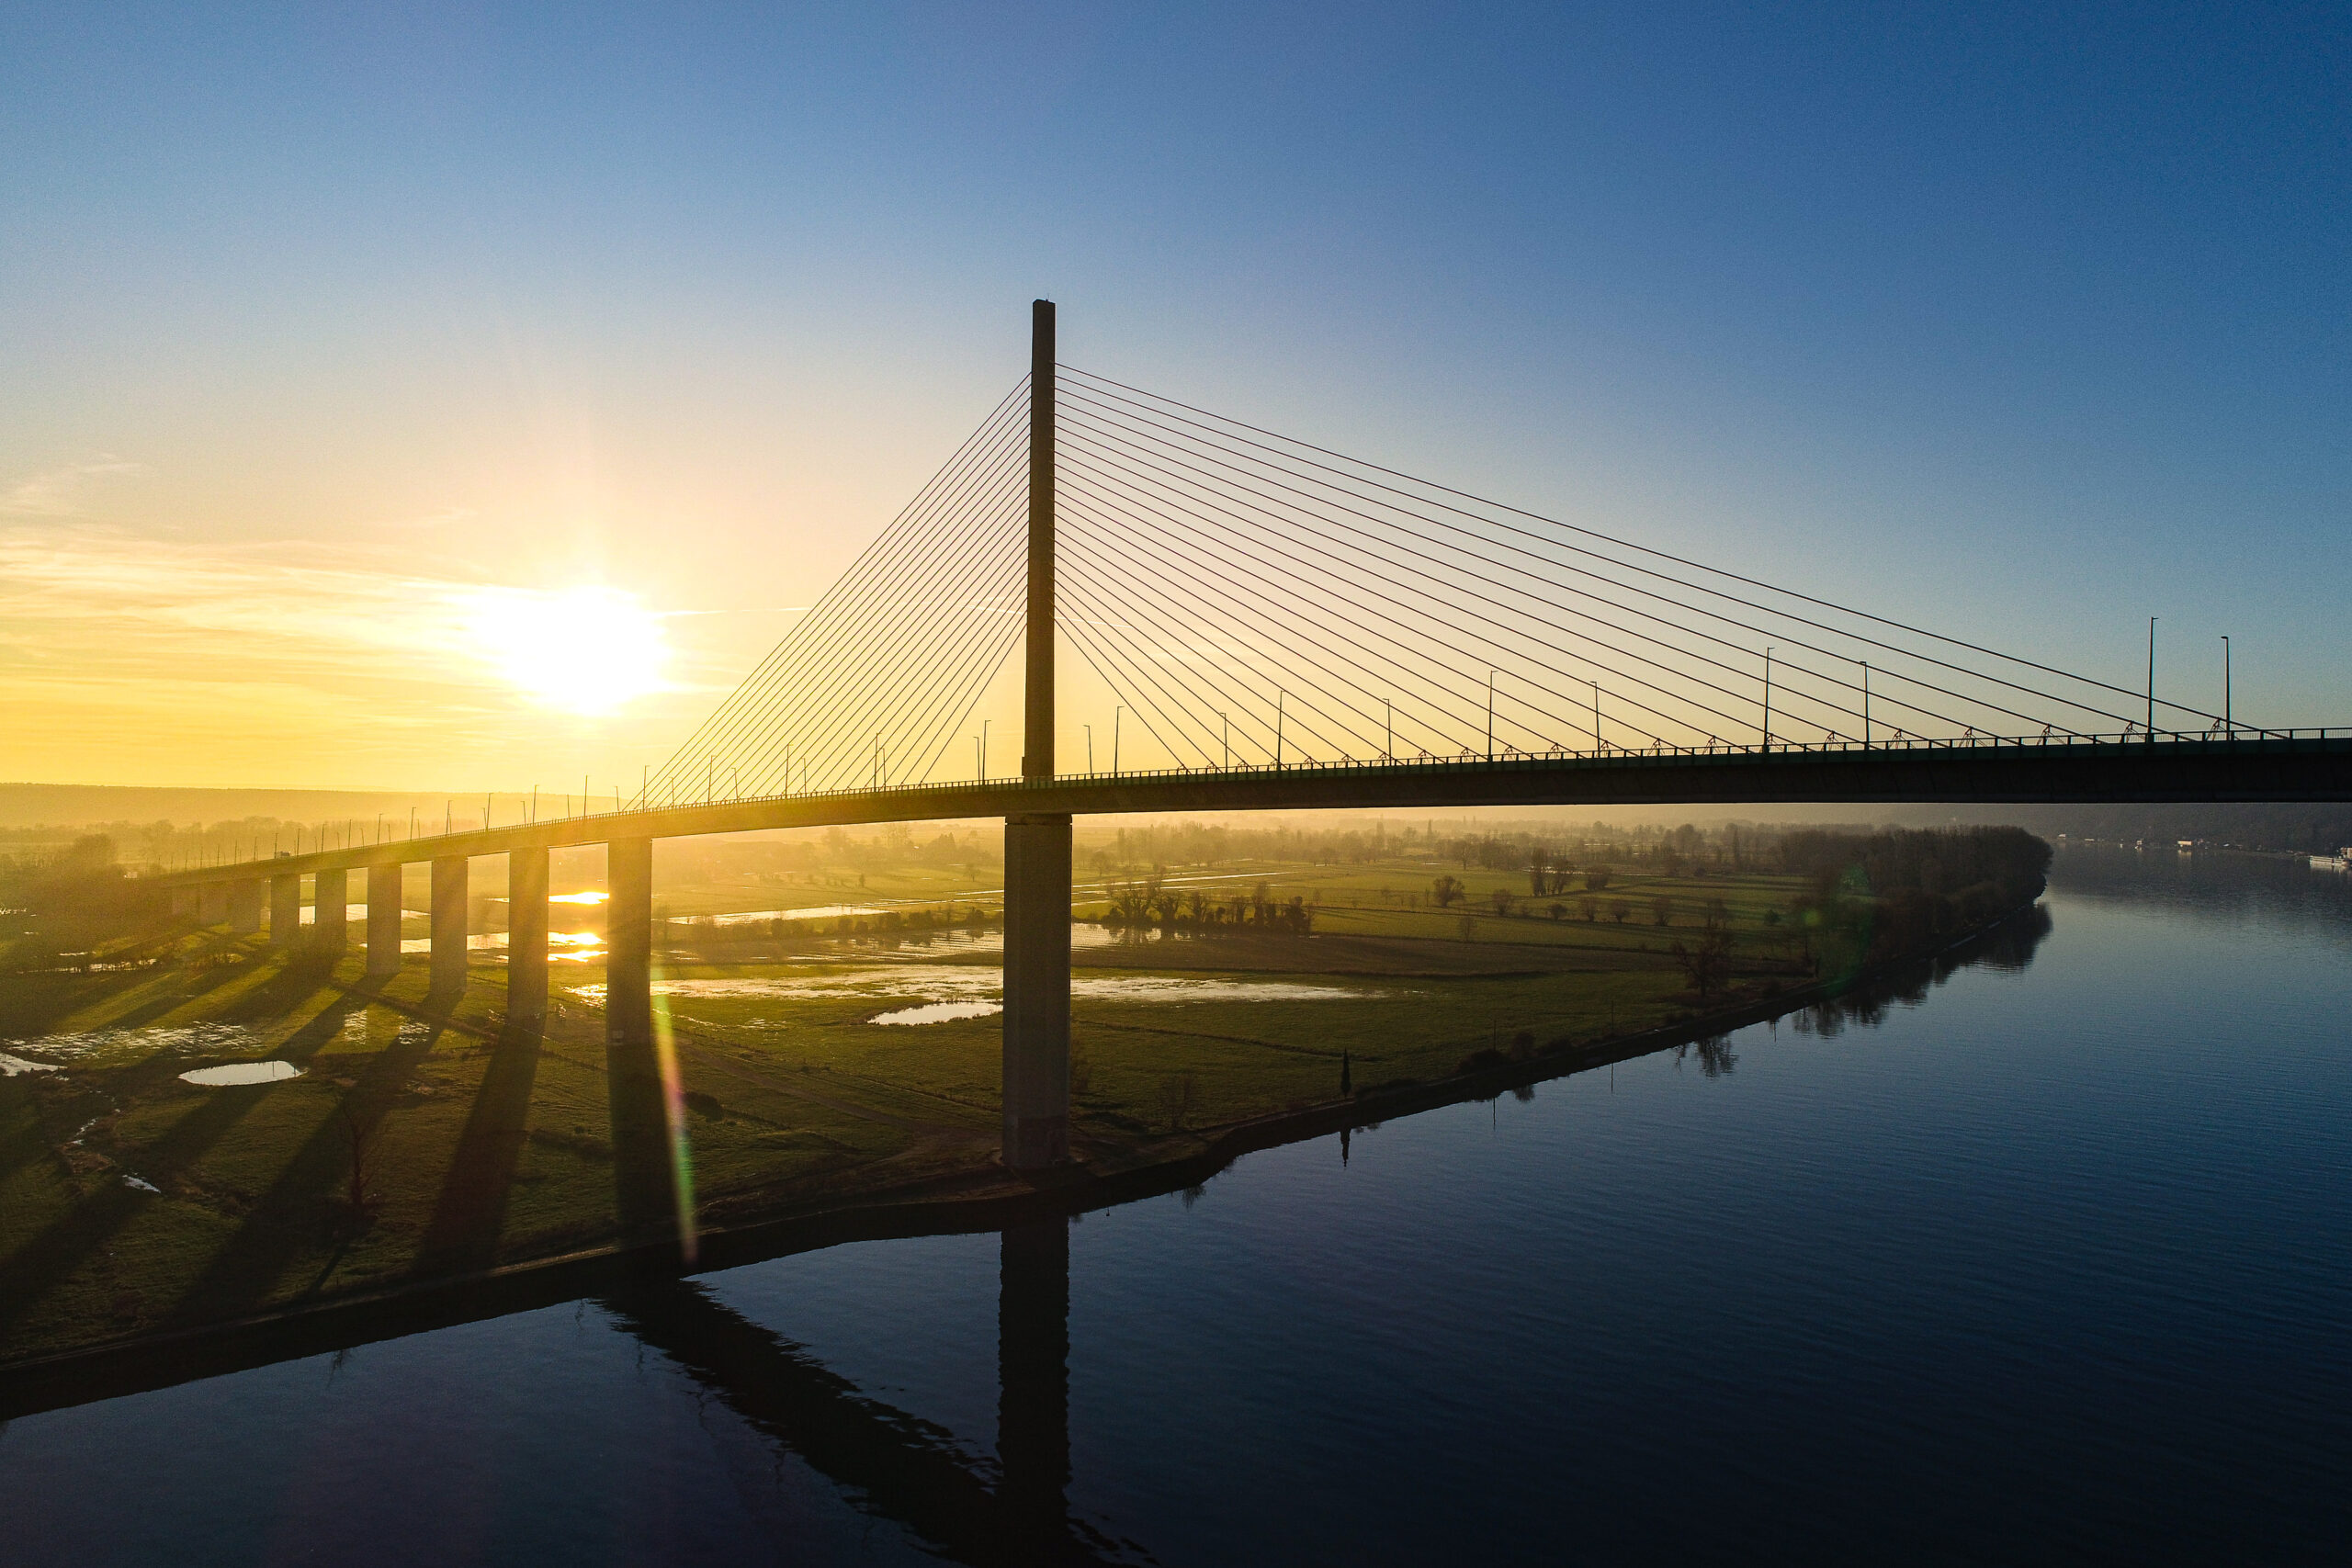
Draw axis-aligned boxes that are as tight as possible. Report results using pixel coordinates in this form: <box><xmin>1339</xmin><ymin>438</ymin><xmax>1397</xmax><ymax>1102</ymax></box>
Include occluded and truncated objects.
<box><xmin>2311</xmin><ymin>855</ymin><xmax>2348</xmax><ymax>872</ymax></box>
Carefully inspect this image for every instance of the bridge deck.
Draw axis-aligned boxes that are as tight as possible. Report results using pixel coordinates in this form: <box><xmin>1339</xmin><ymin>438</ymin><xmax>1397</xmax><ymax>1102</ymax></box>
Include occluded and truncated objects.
<box><xmin>159</xmin><ymin>731</ymin><xmax>2352</xmax><ymax>885</ymax></box>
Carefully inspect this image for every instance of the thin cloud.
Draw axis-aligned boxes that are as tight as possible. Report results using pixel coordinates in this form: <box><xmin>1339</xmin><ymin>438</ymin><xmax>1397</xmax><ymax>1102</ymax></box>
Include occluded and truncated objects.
<box><xmin>0</xmin><ymin>459</ymin><xmax>145</xmax><ymax>518</ymax></box>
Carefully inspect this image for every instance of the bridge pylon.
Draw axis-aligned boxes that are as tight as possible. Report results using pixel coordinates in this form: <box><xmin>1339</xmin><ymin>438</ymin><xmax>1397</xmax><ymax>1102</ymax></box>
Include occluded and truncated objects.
<box><xmin>1003</xmin><ymin>299</ymin><xmax>1072</xmax><ymax>1170</ymax></box>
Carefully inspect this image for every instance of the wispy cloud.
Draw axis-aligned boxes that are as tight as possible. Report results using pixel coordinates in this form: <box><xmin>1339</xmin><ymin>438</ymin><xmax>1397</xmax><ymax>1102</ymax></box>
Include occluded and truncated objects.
<box><xmin>1</xmin><ymin>459</ymin><xmax>145</xmax><ymax>517</ymax></box>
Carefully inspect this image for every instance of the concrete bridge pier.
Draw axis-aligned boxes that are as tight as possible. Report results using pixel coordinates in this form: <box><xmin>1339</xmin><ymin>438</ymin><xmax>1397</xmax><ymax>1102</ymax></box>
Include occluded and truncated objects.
<box><xmin>603</xmin><ymin>836</ymin><xmax>677</xmax><ymax>1245</ymax></box>
<box><xmin>199</xmin><ymin>884</ymin><xmax>229</xmax><ymax>926</ymax></box>
<box><xmin>507</xmin><ymin>845</ymin><xmax>548</xmax><ymax>1028</ymax></box>
<box><xmin>1001</xmin><ymin>813</ymin><xmax>1072</xmax><ymax>1169</ymax></box>
<box><xmin>269</xmin><ymin>874</ymin><xmax>300</xmax><ymax>948</ymax></box>
<box><xmin>227</xmin><ymin>880</ymin><xmax>263</xmax><ymax>935</ymax></box>
<box><xmin>170</xmin><ymin>887</ymin><xmax>198</xmax><ymax>922</ymax></box>
<box><xmin>605</xmin><ymin>838</ymin><xmax>653</xmax><ymax>1051</ymax></box>
<box><xmin>312</xmin><ymin>869</ymin><xmax>347</xmax><ymax>954</ymax></box>
<box><xmin>430</xmin><ymin>856</ymin><xmax>467</xmax><ymax>995</ymax></box>
<box><xmin>366</xmin><ymin>864</ymin><xmax>402</xmax><ymax>977</ymax></box>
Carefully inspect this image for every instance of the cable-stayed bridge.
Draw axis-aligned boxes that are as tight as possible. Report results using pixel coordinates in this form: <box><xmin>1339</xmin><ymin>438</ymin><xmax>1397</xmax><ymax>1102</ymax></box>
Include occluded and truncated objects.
<box><xmin>163</xmin><ymin>301</ymin><xmax>2352</xmax><ymax>1176</ymax></box>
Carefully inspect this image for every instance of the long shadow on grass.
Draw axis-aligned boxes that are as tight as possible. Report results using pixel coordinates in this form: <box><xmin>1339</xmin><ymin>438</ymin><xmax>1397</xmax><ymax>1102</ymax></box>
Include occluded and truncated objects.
<box><xmin>413</xmin><ymin>1023</ymin><xmax>541</xmax><ymax>1276</ymax></box>
<box><xmin>0</xmin><ymin>943</ymin><xmax>255</xmax><ymax>1041</ymax></box>
<box><xmin>163</xmin><ymin>1007</ymin><xmax>446</xmax><ymax>1326</ymax></box>
<box><xmin>208</xmin><ymin>953</ymin><xmax>349</xmax><ymax>1023</ymax></box>
<box><xmin>0</xmin><ymin>987</ymin><xmax>371</xmax><ymax>1337</ymax></box>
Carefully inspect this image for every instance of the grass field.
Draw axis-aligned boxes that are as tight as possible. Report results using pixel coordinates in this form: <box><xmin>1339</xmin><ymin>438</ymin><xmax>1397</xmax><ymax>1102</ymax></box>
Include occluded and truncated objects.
<box><xmin>0</xmin><ymin>853</ymin><xmax>1815</xmax><ymax>1366</ymax></box>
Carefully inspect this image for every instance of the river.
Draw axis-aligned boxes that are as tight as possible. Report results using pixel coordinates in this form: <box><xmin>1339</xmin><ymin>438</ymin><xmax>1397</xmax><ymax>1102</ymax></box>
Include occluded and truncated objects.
<box><xmin>4</xmin><ymin>847</ymin><xmax>2348</xmax><ymax>1563</ymax></box>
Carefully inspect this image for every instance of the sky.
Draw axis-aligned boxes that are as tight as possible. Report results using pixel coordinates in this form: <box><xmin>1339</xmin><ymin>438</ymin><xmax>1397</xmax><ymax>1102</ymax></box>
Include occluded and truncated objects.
<box><xmin>2</xmin><ymin>2</ymin><xmax>2345</xmax><ymax>791</ymax></box>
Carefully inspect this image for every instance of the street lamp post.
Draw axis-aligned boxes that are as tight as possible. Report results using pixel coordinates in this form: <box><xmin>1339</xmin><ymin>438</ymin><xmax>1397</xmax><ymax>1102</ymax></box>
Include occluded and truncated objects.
<box><xmin>1218</xmin><ymin>712</ymin><xmax>1229</xmax><ymax>769</ymax></box>
<box><xmin>2147</xmin><ymin>616</ymin><xmax>2158</xmax><ymax>738</ymax></box>
<box><xmin>1084</xmin><ymin>724</ymin><xmax>1092</xmax><ymax>773</ymax></box>
<box><xmin>2222</xmin><ymin>636</ymin><xmax>2232</xmax><ymax>732</ymax></box>
<box><xmin>1114</xmin><ymin>706</ymin><xmax>1124</xmax><ymax>775</ymax></box>
<box><xmin>1486</xmin><ymin>670</ymin><xmax>1496</xmax><ymax>761</ymax></box>
<box><xmin>1762</xmin><ymin>648</ymin><xmax>1774</xmax><ymax>750</ymax></box>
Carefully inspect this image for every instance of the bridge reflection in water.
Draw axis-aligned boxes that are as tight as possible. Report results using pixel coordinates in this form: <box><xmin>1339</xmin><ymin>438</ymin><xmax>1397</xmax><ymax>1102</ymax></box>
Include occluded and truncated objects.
<box><xmin>604</xmin><ymin>1220</ymin><xmax>1112</xmax><ymax>1567</ymax></box>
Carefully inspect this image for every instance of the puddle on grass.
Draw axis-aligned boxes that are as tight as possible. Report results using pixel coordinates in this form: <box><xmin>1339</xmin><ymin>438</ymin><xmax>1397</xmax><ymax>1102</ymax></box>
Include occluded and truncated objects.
<box><xmin>0</xmin><ymin>1053</ymin><xmax>62</xmax><ymax>1076</ymax></box>
<box><xmin>702</xmin><ymin>905</ymin><xmax>887</xmax><ymax>924</ymax></box>
<box><xmin>568</xmin><ymin>968</ymin><xmax>1390</xmax><ymax>1013</ymax></box>
<box><xmin>871</xmin><ymin>1001</ymin><xmax>1003</xmax><ymax>1025</ymax></box>
<box><xmin>1072</xmin><ymin>976</ymin><xmax>1389</xmax><ymax>1002</ymax></box>
<box><xmin>179</xmin><ymin>1061</ymin><xmax>304</xmax><ymax>1087</ymax></box>
<box><xmin>0</xmin><ymin>1021</ymin><xmax>283</xmax><ymax>1068</ymax></box>
<box><xmin>398</xmin><ymin>931</ymin><xmax>604</xmax><ymax>958</ymax></box>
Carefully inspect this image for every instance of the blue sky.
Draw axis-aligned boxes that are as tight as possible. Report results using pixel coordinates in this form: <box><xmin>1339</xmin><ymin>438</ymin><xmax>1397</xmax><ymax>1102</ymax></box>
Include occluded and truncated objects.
<box><xmin>1</xmin><ymin>3</ymin><xmax>2344</xmax><ymax>785</ymax></box>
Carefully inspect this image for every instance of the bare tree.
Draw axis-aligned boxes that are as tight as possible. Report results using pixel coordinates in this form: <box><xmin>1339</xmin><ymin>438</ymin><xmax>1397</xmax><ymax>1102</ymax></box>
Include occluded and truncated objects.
<box><xmin>1157</xmin><ymin>1071</ymin><xmax>1200</xmax><ymax>1130</ymax></box>
<box><xmin>1671</xmin><ymin>926</ymin><xmax>1736</xmax><ymax>998</ymax></box>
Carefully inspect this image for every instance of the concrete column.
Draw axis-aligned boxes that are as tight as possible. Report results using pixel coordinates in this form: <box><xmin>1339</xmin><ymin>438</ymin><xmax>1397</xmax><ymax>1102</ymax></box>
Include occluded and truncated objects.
<box><xmin>603</xmin><ymin>836</ymin><xmax>675</xmax><ymax>1245</ymax></box>
<box><xmin>605</xmin><ymin>839</ymin><xmax>652</xmax><ymax>1050</ymax></box>
<box><xmin>199</xmin><ymin>883</ymin><xmax>230</xmax><ymax>926</ymax></box>
<box><xmin>227</xmin><ymin>879</ymin><xmax>264</xmax><ymax>935</ymax></box>
<box><xmin>312</xmin><ymin>868</ymin><xmax>347</xmax><ymax>953</ymax></box>
<box><xmin>367</xmin><ymin>863</ymin><xmax>403</xmax><ymax>977</ymax></box>
<box><xmin>1001</xmin><ymin>813</ymin><xmax>1071</xmax><ymax>1169</ymax></box>
<box><xmin>431</xmin><ymin>856</ymin><xmax>468</xmax><ymax>995</ymax></box>
<box><xmin>507</xmin><ymin>845</ymin><xmax>549</xmax><ymax>1027</ymax></box>
<box><xmin>269</xmin><ymin>874</ymin><xmax>301</xmax><ymax>948</ymax></box>
<box><xmin>171</xmin><ymin>887</ymin><xmax>198</xmax><ymax>922</ymax></box>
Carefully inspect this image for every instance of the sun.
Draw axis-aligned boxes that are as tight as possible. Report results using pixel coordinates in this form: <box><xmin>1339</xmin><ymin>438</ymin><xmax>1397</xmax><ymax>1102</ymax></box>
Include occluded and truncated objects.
<box><xmin>462</xmin><ymin>584</ymin><xmax>669</xmax><ymax>715</ymax></box>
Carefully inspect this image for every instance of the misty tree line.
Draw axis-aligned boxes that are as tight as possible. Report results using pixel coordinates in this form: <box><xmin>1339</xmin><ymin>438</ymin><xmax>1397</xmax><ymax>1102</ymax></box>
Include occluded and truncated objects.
<box><xmin>1097</xmin><ymin>877</ymin><xmax>1316</xmax><ymax>936</ymax></box>
<box><xmin>0</xmin><ymin>835</ymin><xmax>166</xmax><ymax>972</ymax></box>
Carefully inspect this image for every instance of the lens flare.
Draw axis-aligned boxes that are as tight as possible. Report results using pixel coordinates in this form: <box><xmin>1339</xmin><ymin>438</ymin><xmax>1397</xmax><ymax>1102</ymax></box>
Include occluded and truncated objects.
<box><xmin>650</xmin><ymin>973</ymin><xmax>698</xmax><ymax>1264</ymax></box>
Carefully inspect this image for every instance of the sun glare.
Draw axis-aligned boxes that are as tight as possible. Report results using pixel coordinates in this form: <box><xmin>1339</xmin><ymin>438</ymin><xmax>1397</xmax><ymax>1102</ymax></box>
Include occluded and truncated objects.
<box><xmin>462</xmin><ymin>585</ymin><xmax>669</xmax><ymax>715</ymax></box>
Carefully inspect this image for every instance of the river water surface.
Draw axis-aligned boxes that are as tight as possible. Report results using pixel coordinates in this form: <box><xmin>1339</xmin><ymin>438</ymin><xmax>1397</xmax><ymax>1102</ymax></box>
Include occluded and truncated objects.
<box><xmin>5</xmin><ymin>848</ymin><xmax>2348</xmax><ymax>1563</ymax></box>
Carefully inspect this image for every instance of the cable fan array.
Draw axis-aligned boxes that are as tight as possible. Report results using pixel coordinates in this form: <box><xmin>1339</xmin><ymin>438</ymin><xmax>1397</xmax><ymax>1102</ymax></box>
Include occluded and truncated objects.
<box><xmin>647</xmin><ymin>365</ymin><xmax>2229</xmax><ymax>805</ymax></box>
<box><xmin>641</xmin><ymin>378</ymin><xmax>1031</xmax><ymax>806</ymax></box>
<box><xmin>1050</xmin><ymin>366</ymin><xmax>2218</xmax><ymax>771</ymax></box>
